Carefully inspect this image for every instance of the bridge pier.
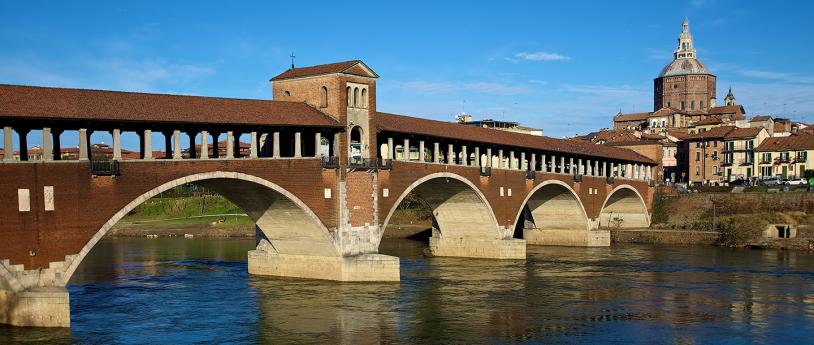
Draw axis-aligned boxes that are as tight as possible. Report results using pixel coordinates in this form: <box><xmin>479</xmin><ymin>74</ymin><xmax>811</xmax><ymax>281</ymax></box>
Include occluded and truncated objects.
<box><xmin>1</xmin><ymin>287</ymin><xmax>70</xmax><ymax>328</ymax></box>
<box><xmin>523</xmin><ymin>228</ymin><xmax>610</xmax><ymax>247</ymax></box>
<box><xmin>429</xmin><ymin>230</ymin><xmax>526</xmax><ymax>259</ymax></box>
<box><xmin>248</xmin><ymin>241</ymin><xmax>399</xmax><ymax>282</ymax></box>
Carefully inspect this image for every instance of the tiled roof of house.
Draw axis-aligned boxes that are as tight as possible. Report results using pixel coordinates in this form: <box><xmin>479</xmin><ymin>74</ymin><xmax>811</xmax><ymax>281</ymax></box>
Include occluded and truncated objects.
<box><xmin>724</xmin><ymin>127</ymin><xmax>762</xmax><ymax>139</ymax></box>
<box><xmin>652</xmin><ymin>107</ymin><xmax>683</xmax><ymax>116</ymax></box>
<box><xmin>682</xmin><ymin>126</ymin><xmax>736</xmax><ymax>140</ymax></box>
<box><xmin>605</xmin><ymin>140</ymin><xmax>672</xmax><ymax>147</ymax></box>
<box><xmin>585</xmin><ymin>129</ymin><xmax>640</xmax><ymax>144</ymax></box>
<box><xmin>377</xmin><ymin>112</ymin><xmax>655</xmax><ymax>164</ymax></box>
<box><xmin>709</xmin><ymin>105</ymin><xmax>745</xmax><ymax>115</ymax></box>
<box><xmin>689</xmin><ymin>116</ymin><xmax>722</xmax><ymax>126</ymax></box>
<box><xmin>755</xmin><ymin>134</ymin><xmax>814</xmax><ymax>151</ymax></box>
<box><xmin>270</xmin><ymin>60</ymin><xmax>378</xmax><ymax>81</ymax></box>
<box><xmin>750</xmin><ymin>115</ymin><xmax>772</xmax><ymax>122</ymax></box>
<box><xmin>0</xmin><ymin>84</ymin><xmax>342</xmax><ymax>128</ymax></box>
<box><xmin>614</xmin><ymin>112</ymin><xmax>651</xmax><ymax>122</ymax></box>
<box><xmin>666</xmin><ymin>130</ymin><xmax>692</xmax><ymax>139</ymax></box>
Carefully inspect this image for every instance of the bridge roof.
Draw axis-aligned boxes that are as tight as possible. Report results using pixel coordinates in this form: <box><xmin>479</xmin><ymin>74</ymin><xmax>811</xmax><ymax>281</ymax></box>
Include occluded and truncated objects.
<box><xmin>0</xmin><ymin>84</ymin><xmax>342</xmax><ymax>128</ymax></box>
<box><xmin>377</xmin><ymin>112</ymin><xmax>656</xmax><ymax>164</ymax></box>
<box><xmin>270</xmin><ymin>60</ymin><xmax>378</xmax><ymax>81</ymax></box>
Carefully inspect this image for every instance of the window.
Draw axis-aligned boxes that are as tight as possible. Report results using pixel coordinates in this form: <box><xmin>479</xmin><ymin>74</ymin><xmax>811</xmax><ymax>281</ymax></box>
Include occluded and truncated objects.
<box><xmin>691</xmin><ymin>101</ymin><xmax>695</xmax><ymax>110</ymax></box>
<box><xmin>346</xmin><ymin>87</ymin><xmax>351</xmax><ymax>106</ymax></box>
<box><xmin>668</xmin><ymin>102</ymin><xmax>671</xmax><ymax>107</ymax></box>
<box><xmin>353</xmin><ymin>87</ymin><xmax>359</xmax><ymax>107</ymax></box>
<box><xmin>696</xmin><ymin>166</ymin><xmax>700</xmax><ymax>175</ymax></box>
<box><xmin>696</xmin><ymin>142</ymin><xmax>700</xmax><ymax>148</ymax></box>
<box><xmin>662</xmin><ymin>120</ymin><xmax>666</xmax><ymax>127</ymax></box>
<box><xmin>696</xmin><ymin>152</ymin><xmax>700</xmax><ymax>161</ymax></box>
<box><xmin>713</xmin><ymin>150</ymin><xmax>718</xmax><ymax>158</ymax></box>
<box><xmin>321</xmin><ymin>86</ymin><xmax>328</xmax><ymax>108</ymax></box>
<box><xmin>763</xmin><ymin>153</ymin><xmax>772</xmax><ymax>162</ymax></box>
<box><xmin>361</xmin><ymin>89</ymin><xmax>367</xmax><ymax>108</ymax></box>
<box><xmin>747</xmin><ymin>140</ymin><xmax>754</xmax><ymax>150</ymax></box>
<box><xmin>713</xmin><ymin>166</ymin><xmax>718</xmax><ymax>175</ymax></box>
<box><xmin>700</xmin><ymin>101</ymin><xmax>704</xmax><ymax>109</ymax></box>
<box><xmin>284</xmin><ymin>90</ymin><xmax>290</xmax><ymax>97</ymax></box>
<box><xmin>681</xmin><ymin>101</ymin><xmax>685</xmax><ymax>110</ymax></box>
<box><xmin>713</xmin><ymin>140</ymin><xmax>718</xmax><ymax>147</ymax></box>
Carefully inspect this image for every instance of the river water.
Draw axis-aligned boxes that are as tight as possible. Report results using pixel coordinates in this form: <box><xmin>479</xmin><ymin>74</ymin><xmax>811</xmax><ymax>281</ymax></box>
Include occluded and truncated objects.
<box><xmin>2</xmin><ymin>237</ymin><xmax>814</xmax><ymax>344</ymax></box>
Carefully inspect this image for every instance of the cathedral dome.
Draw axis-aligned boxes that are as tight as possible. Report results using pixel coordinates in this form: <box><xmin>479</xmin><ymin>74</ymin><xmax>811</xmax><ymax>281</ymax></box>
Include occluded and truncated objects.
<box><xmin>657</xmin><ymin>58</ymin><xmax>711</xmax><ymax>78</ymax></box>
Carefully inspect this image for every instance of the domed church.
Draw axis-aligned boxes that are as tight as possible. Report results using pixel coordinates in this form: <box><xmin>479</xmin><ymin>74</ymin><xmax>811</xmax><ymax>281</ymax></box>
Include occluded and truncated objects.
<box><xmin>613</xmin><ymin>18</ymin><xmax>745</xmax><ymax>134</ymax></box>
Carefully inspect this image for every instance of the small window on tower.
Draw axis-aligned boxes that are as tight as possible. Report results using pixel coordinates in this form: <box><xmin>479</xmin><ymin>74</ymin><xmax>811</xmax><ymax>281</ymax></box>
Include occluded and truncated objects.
<box><xmin>691</xmin><ymin>101</ymin><xmax>695</xmax><ymax>110</ymax></box>
<box><xmin>681</xmin><ymin>101</ymin><xmax>685</xmax><ymax>110</ymax></box>
<box><xmin>700</xmin><ymin>101</ymin><xmax>704</xmax><ymax>109</ymax></box>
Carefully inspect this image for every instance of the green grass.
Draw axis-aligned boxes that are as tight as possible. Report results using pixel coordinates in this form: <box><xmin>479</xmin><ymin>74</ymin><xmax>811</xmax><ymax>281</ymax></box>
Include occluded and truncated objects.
<box><xmin>124</xmin><ymin>195</ymin><xmax>246</xmax><ymax>223</ymax></box>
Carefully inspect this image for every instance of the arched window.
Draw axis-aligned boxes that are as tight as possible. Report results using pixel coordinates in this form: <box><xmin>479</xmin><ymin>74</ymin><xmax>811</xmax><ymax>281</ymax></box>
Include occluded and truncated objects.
<box><xmin>652</xmin><ymin>120</ymin><xmax>657</xmax><ymax>128</ymax></box>
<box><xmin>681</xmin><ymin>101</ymin><xmax>685</xmax><ymax>110</ymax></box>
<box><xmin>691</xmin><ymin>101</ymin><xmax>695</xmax><ymax>110</ymax></box>
<box><xmin>662</xmin><ymin>120</ymin><xmax>666</xmax><ymax>127</ymax></box>
<box><xmin>361</xmin><ymin>89</ymin><xmax>367</xmax><ymax>108</ymax></box>
<box><xmin>284</xmin><ymin>90</ymin><xmax>290</xmax><ymax>97</ymax></box>
<box><xmin>350</xmin><ymin>126</ymin><xmax>363</xmax><ymax>160</ymax></box>
<box><xmin>321</xmin><ymin>86</ymin><xmax>328</xmax><ymax>108</ymax></box>
<box><xmin>700</xmin><ymin>101</ymin><xmax>704</xmax><ymax>109</ymax></box>
<box><xmin>346</xmin><ymin>87</ymin><xmax>351</xmax><ymax>106</ymax></box>
<box><xmin>353</xmin><ymin>87</ymin><xmax>359</xmax><ymax>107</ymax></box>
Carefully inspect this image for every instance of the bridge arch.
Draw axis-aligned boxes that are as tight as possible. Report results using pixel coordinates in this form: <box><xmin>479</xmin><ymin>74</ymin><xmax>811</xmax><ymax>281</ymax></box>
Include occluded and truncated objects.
<box><xmin>380</xmin><ymin>172</ymin><xmax>501</xmax><ymax>244</ymax></box>
<box><xmin>59</xmin><ymin>171</ymin><xmax>340</xmax><ymax>285</ymax></box>
<box><xmin>514</xmin><ymin>180</ymin><xmax>591</xmax><ymax>233</ymax></box>
<box><xmin>599</xmin><ymin>184</ymin><xmax>650</xmax><ymax>228</ymax></box>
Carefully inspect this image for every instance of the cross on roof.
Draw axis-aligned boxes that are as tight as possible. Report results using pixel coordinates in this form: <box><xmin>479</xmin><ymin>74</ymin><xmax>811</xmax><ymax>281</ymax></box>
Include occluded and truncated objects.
<box><xmin>290</xmin><ymin>53</ymin><xmax>296</xmax><ymax>69</ymax></box>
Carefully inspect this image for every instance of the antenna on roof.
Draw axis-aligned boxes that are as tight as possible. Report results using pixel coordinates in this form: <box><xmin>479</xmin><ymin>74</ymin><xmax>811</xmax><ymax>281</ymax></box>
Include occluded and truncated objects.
<box><xmin>290</xmin><ymin>53</ymin><xmax>296</xmax><ymax>69</ymax></box>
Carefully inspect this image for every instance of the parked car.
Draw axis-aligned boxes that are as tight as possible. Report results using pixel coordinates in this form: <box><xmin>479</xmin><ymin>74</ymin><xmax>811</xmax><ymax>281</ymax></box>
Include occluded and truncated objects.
<box><xmin>784</xmin><ymin>178</ymin><xmax>808</xmax><ymax>186</ymax></box>
<box><xmin>728</xmin><ymin>179</ymin><xmax>748</xmax><ymax>186</ymax></box>
<box><xmin>760</xmin><ymin>179</ymin><xmax>782</xmax><ymax>186</ymax></box>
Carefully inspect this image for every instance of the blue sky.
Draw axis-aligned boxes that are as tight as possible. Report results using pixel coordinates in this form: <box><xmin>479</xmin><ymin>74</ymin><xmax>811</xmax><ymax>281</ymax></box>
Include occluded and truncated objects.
<box><xmin>2</xmin><ymin>0</ymin><xmax>812</xmax><ymax>151</ymax></box>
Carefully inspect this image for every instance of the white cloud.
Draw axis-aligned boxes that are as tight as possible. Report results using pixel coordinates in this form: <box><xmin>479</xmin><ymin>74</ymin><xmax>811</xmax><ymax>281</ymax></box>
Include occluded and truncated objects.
<box><xmin>516</xmin><ymin>52</ymin><xmax>572</xmax><ymax>61</ymax></box>
<box><xmin>559</xmin><ymin>84</ymin><xmax>646</xmax><ymax>98</ymax></box>
<box><xmin>738</xmin><ymin>69</ymin><xmax>812</xmax><ymax>83</ymax></box>
<box><xmin>528</xmin><ymin>79</ymin><xmax>548</xmax><ymax>85</ymax></box>
<box><xmin>89</xmin><ymin>57</ymin><xmax>216</xmax><ymax>92</ymax></box>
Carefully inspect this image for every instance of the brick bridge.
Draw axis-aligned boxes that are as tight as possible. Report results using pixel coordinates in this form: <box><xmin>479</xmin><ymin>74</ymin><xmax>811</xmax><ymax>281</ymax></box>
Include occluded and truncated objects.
<box><xmin>0</xmin><ymin>61</ymin><xmax>655</xmax><ymax>327</ymax></box>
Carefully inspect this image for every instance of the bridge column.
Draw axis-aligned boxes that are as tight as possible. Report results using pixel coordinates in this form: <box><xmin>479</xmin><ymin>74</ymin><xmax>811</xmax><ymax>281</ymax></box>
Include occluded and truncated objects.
<box><xmin>186</xmin><ymin>132</ymin><xmax>197</xmax><ymax>159</ymax></box>
<box><xmin>568</xmin><ymin>157</ymin><xmax>573</xmax><ymax>175</ymax></box>
<box><xmin>173</xmin><ymin>130</ymin><xmax>182</xmax><ymax>159</ymax></box>
<box><xmin>402</xmin><ymin>139</ymin><xmax>409</xmax><ymax>160</ymax></box>
<box><xmin>462</xmin><ymin>145</ymin><xmax>468</xmax><ymax>166</ymax></box>
<box><xmin>293</xmin><ymin>132</ymin><xmax>301</xmax><ymax>158</ymax></box>
<box><xmin>42</xmin><ymin>128</ymin><xmax>52</xmax><ymax>161</ymax></box>
<box><xmin>486</xmin><ymin>148</ymin><xmax>492</xmax><ymax>168</ymax></box>
<box><xmin>312</xmin><ymin>132</ymin><xmax>319</xmax><ymax>158</ymax></box>
<box><xmin>594</xmin><ymin>160</ymin><xmax>599</xmax><ymax>176</ymax></box>
<box><xmin>433</xmin><ymin>142</ymin><xmax>440</xmax><ymax>163</ymax></box>
<box><xmin>510</xmin><ymin>151</ymin><xmax>516</xmax><ymax>170</ymax></box>
<box><xmin>558</xmin><ymin>156</ymin><xmax>563</xmax><ymax>173</ymax></box>
<box><xmin>201</xmin><ymin>131</ymin><xmax>209</xmax><ymax>159</ymax></box>
<box><xmin>387</xmin><ymin>137</ymin><xmax>394</xmax><ymax>160</ymax></box>
<box><xmin>448</xmin><ymin>144</ymin><xmax>454</xmax><ymax>164</ymax></box>
<box><xmin>111</xmin><ymin>129</ymin><xmax>121</xmax><ymax>160</ymax></box>
<box><xmin>419</xmin><ymin>141</ymin><xmax>425</xmax><ymax>162</ymax></box>
<box><xmin>142</xmin><ymin>130</ymin><xmax>152</xmax><ymax>159</ymax></box>
<box><xmin>226</xmin><ymin>131</ymin><xmax>235</xmax><ymax>159</ymax></box>
<box><xmin>51</xmin><ymin>129</ymin><xmax>62</xmax><ymax>161</ymax></box>
<box><xmin>77</xmin><ymin>128</ymin><xmax>88</xmax><ymax>161</ymax></box>
<box><xmin>577</xmin><ymin>158</ymin><xmax>583</xmax><ymax>175</ymax></box>
<box><xmin>650</xmin><ymin>166</ymin><xmax>654</xmax><ymax>180</ymax></box>
<box><xmin>273</xmin><ymin>132</ymin><xmax>280</xmax><ymax>158</ymax></box>
<box><xmin>498</xmin><ymin>150</ymin><xmax>504</xmax><ymax>169</ymax></box>
<box><xmin>258</xmin><ymin>133</ymin><xmax>268</xmax><ymax>157</ymax></box>
<box><xmin>529</xmin><ymin>153</ymin><xmax>535</xmax><ymax>171</ymax></box>
<box><xmin>541</xmin><ymin>154</ymin><xmax>546</xmax><ymax>172</ymax></box>
<box><xmin>475</xmin><ymin>147</ymin><xmax>481</xmax><ymax>167</ymax></box>
<box><xmin>3</xmin><ymin>127</ymin><xmax>13</xmax><ymax>162</ymax></box>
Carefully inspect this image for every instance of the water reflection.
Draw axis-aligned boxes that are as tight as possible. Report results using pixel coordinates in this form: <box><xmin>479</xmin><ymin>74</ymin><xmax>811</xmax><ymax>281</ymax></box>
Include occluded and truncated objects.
<box><xmin>1</xmin><ymin>238</ymin><xmax>813</xmax><ymax>344</ymax></box>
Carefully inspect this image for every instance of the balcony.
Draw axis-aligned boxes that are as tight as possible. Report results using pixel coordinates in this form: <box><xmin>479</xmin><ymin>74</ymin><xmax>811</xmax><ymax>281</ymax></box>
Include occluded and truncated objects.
<box><xmin>91</xmin><ymin>160</ymin><xmax>119</xmax><ymax>176</ymax></box>
<box><xmin>775</xmin><ymin>157</ymin><xmax>790</xmax><ymax>164</ymax></box>
<box><xmin>722</xmin><ymin>144</ymin><xmax>755</xmax><ymax>152</ymax></box>
<box><xmin>480</xmin><ymin>166</ymin><xmax>492</xmax><ymax>177</ymax></box>
<box><xmin>321</xmin><ymin>156</ymin><xmax>340</xmax><ymax>169</ymax></box>
<box><xmin>347</xmin><ymin>158</ymin><xmax>393</xmax><ymax>170</ymax></box>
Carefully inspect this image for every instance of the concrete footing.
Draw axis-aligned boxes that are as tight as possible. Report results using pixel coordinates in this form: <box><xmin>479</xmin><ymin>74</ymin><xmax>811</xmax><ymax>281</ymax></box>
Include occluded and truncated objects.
<box><xmin>429</xmin><ymin>236</ymin><xmax>526</xmax><ymax>259</ymax></box>
<box><xmin>1</xmin><ymin>286</ymin><xmax>70</xmax><ymax>327</ymax></box>
<box><xmin>523</xmin><ymin>228</ymin><xmax>610</xmax><ymax>246</ymax></box>
<box><xmin>248</xmin><ymin>250</ymin><xmax>400</xmax><ymax>282</ymax></box>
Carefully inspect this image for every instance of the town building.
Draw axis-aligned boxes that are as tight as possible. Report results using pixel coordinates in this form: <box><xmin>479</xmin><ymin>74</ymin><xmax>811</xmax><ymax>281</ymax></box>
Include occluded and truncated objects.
<box><xmin>754</xmin><ymin>134</ymin><xmax>814</xmax><ymax>180</ymax></box>
<box><xmin>721</xmin><ymin>127</ymin><xmax>770</xmax><ymax>182</ymax></box>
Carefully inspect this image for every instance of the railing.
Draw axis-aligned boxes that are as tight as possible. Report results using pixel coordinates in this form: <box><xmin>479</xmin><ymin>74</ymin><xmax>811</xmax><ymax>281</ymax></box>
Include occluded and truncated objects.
<box><xmin>775</xmin><ymin>157</ymin><xmax>790</xmax><ymax>163</ymax></box>
<box><xmin>91</xmin><ymin>160</ymin><xmax>119</xmax><ymax>176</ymax></box>
<box><xmin>722</xmin><ymin>144</ymin><xmax>755</xmax><ymax>152</ymax></box>
<box><xmin>480</xmin><ymin>166</ymin><xmax>491</xmax><ymax>177</ymax></box>
<box><xmin>525</xmin><ymin>170</ymin><xmax>535</xmax><ymax>180</ymax></box>
<box><xmin>347</xmin><ymin>158</ymin><xmax>392</xmax><ymax>170</ymax></box>
<box><xmin>759</xmin><ymin>159</ymin><xmax>772</xmax><ymax>164</ymax></box>
<box><xmin>321</xmin><ymin>156</ymin><xmax>340</xmax><ymax>169</ymax></box>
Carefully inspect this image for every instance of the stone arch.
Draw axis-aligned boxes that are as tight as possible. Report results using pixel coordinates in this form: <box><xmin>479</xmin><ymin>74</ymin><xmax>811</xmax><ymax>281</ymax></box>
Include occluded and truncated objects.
<box><xmin>380</xmin><ymin>173</ymin><xmax>501</xmax><ymax>244</ymax></box>
<box><xmin>599</xmin><ymin>184</ymin><xmax>650</xmax><ymax>228</ymax></box>
<box><xmin>514</xmin><ymin>180</ymin><xmax>590</xmax><ymax>233</ymax></box>
<box><xmin>349</xmin><ymin>126</ymin><xmax>363</xmax><ymax>159</ymax></box>
<box><xmin>59</xmin><ymin>171</ymin><xmax>340</xmax><ymax>286</ymax></box>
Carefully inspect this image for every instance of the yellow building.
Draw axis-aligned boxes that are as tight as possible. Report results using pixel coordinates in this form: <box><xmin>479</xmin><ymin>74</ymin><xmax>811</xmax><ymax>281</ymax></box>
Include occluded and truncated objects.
<box><xmin>721</xmin><ymin>127</ymin><xmax>769</xmax><ymax>181</ymax></box>
<box><xmin>754</xmin><ymin>134</ymin><xmax>814</xmax><ymax>180</ymax></box>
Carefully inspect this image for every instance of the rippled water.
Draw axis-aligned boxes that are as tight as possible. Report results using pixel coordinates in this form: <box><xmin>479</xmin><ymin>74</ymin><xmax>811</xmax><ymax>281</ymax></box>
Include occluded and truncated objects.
<box><xmin>2</xmin><ymin>237</ymin><xmax>814</xmax><ymax>344</ymax></box>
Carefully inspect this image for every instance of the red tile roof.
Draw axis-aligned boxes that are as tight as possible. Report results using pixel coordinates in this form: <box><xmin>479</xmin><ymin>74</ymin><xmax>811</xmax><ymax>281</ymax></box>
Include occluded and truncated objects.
<box><xmin>614</xmin><ymin>112</ymin><xmax>650</xmax><ymax>122</ymax></box>
<box><xmin>269</xmin><ymin>60</ymin><xmax>378</xmax><ymax>81</ymax></box>
<box><xmin>709</xmin><ymin>105</ymin><xmax>745</xmax><ymax>115</ymax></box>
<box><xmin>0</xmin><ymin>84</ymin><xmax>342</xmax><ymax>128</ymax></box>
<box><xmin>724</xmin><ymin>127</ymin><xmax>763</xmax><ymax>139</ymax></box>
<box><xmin>750</xmin><ymin>115</ymin><xmax>771</xmax><ymax>122</ymax></box>
<box><xmin>377</xmin><ymin>112</ymin><xmax>655</xmax><ymax>164</ymax></box>
<box><xmin>755</xmin><ymin>135</ymin><xmax>814</xmax><ymax>151</ymax></box>
<box><xmin>690</xmin><ymin>116</ymin><xmax>722</xmax><ymax>126</ymax></box>
<box><xmin>652</xmin><ymin>107</ymin><xmax>683</xmax><ymax>116</ymax></box>
<box><xmin>682</xmin><ymin>126</ymin><xmax>736</xmax><ymax>140</ymax></box>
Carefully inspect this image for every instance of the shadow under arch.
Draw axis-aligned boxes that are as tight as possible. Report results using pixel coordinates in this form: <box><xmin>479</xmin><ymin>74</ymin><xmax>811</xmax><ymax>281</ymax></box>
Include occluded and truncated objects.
<box><xmin>599</xmin><ymin>184</ymin><xmax>650</xmax><ymax>228</ymax></box>
<box><xmin>59</xmin><ymin>171</ymin><xmax>340</xmax><ymax>286</ymax></box>
<box><xmin>514</xmin><ymin>180</ymin><xmax>591</xmax><ymax>233</ymax></box>
<box><xmin>379</xmin><ymin>172</ymin><xmax>502</xmax><ymax>245</ymax></box>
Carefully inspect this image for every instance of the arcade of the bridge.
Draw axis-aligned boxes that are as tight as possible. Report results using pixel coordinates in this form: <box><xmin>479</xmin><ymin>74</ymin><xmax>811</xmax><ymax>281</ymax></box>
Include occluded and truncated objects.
<box><xmin>379</xmin><ymin>134</ymin><xmax>655</xmax><ymax>181</ymax></box>
<box><xmin>2</xmin><ymin>125</ymin><xmax>340</xmax><ymax>162</ymax></box>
